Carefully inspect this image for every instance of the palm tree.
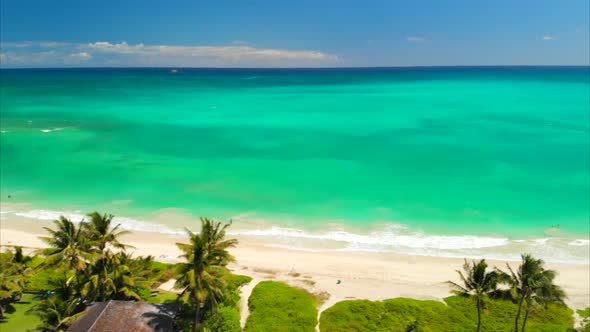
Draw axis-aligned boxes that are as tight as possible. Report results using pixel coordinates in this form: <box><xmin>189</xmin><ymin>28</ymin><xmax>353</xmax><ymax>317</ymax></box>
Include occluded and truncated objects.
<box><xmin>175</xmin><ymin>218</ymin><xmax>237</xmax><ymax>332</ymax></box>
<box><xmin>0</xmin><ymin>245</ymin><xmax>32</xmax><ymax>315</ymax></box>
<box><xmin>501</xmin><ymin>254</ymin><xmax>566</xmax><ymax>332</ymax></box>
<box><xmin>0</xmin><ymin>248</ymin><xmax>32</xmax><ymax>318</ymax></box>
<box><xmin>81</xmin><ymin>251</ymin><xmax>143</xmax><ymax>302</ymax></box>
<box><xmin>85</xmin><ymin>212</ymin><xmax>132</xmax><ymax>253</ymax></box>
<box><xmin>447</xmin><ymin>259</ymin><xmax>499</xmax><ymax>332</ymax></box>
<box><xmin>27</xmin><ymin>296</ymin><xmax>82</xmax><ymax>332</ymax></box>
<box><xmin>39</xmin><ymin>216</ymin><xmax>94</xmax><ymax>272</ymax></box>
<box><xmin>81</xmin><ymin>212</ymin><xmax>134</xmax><ymax>302</ymax></box>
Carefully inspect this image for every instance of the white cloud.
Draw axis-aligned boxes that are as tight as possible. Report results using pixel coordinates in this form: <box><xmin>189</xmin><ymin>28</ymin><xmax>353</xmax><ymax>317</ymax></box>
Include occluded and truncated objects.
<box><xmin>85</xmin><ymin>41</ymin><xmax>334</xmax><ymax>61</ymax></box>
<box><xmin>0</xmin><ymin>40</ymin><xmax>337</xmax><ymax>67</ymax></box>
<box><xmin>542</xmin><ymin>35</ymin><xmax>556</xmax><ymax>41</ymax></box>
<box><xmin>232</xmin><ymin>40</ymin><xmax>248</xmax><ymax>45</ymax></box>
<box><xmin>64</xmin><ymin>52</ymin><xmax>92</xmax><ymax>64</ymax></box>
<box><xmin>406</xmin><ymin>36</ymin><xmax>429</xmax><ymax>43</ymax></box>
<box><xmin>86</xmin><ymin>41</ymin><xmax>144</xmax><ymax>54</ymax></box>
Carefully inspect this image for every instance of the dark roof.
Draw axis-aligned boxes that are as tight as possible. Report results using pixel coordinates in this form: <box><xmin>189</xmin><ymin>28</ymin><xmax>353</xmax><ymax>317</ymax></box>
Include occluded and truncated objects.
<box><xmin>67</xmin><ymin>300</ymin><xmax>177</xmax><ymax>332</ymax></box>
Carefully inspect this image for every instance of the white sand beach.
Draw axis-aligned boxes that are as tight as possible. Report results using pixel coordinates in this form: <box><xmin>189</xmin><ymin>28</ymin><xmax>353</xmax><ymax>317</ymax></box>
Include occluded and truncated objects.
<box><xmin>1</xmin><ymin>216</ymin><xmax>588</xmax><ymax>314</ymax></box>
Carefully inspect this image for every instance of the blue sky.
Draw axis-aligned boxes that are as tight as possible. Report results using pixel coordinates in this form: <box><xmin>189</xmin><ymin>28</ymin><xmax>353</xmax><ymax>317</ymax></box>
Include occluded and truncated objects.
<box><xmin>1</xmin><ymin>0</ymin><xmax>588</xmax><ymax>67</ymax></box>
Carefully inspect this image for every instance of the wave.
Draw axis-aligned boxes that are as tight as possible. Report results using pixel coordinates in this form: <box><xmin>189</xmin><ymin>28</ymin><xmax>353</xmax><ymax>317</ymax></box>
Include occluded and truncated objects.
<box><xmin>568</xmin><ymin>239</ymin><xmax>590</xmax><ymax>246</ymax></box>
<box><xmin>12</xmin><ymin>209</ymin><xmax>181</xmax><ymax>235</ymax></box>
<box><xmin>231</xmin><ymin>226</ymin><xmax>509</xmax><ymax>250</ymax></box>
<box><xmin>4</xmin><ymin>209</ymin><xmax>589</xmax><ymax>264</ymax></box>
<box><xmin>39</xmin><ymin>127</ymin><xmax>69</xmax><ymax>133</ymax></box>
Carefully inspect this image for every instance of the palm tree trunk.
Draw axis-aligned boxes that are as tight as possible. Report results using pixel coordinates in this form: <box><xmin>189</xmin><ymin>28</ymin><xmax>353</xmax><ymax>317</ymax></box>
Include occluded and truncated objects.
<box><xmin>521</xmin><ymin>301</ymin><xmax>531</xmax><ymax>332</ymax></box>
<box><xmin>193</xmin><ymin>298</ymin><xmax>201</xmax><ymax>332</ymax></box>
<box><xmin>75</xmin><ymin>271</ymin><xmax>82</xmax><ymax>297</ymax></box>
<box><xmin>514</xmin><ymin>295</ymin><xmax>525</xmax><ymax>332</ymax></box>
<box><xmin>99</xmin><ymin>268</ymin><xmax>106</xmax><ymax>302</ymax></box>
<box><xmin>99</xmin><ymin>283</ymin><xmax>105</xmax><ymax>302</ymax></box>
<box><xmin>476</xmin><ymin>298</ymin><xmax>483</xmax><ymax>332</ymax></box>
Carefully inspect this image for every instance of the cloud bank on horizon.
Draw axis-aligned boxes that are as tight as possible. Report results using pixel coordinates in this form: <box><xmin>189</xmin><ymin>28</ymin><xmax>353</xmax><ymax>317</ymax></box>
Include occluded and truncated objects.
<box><xmin>0</xmin><ymin>41</ymin><xmax>338</xmax><ymax>67</ymax></box>
<box><xmin>0</xmin><ymin>0</ymin><xmax>588</xmax><ymax>67</ymax></box>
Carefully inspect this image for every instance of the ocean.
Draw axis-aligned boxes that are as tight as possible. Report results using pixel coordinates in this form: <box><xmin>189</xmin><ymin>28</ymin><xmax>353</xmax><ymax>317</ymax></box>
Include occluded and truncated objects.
<box><xmin>1</xmin><ymin>67</ymin><xmax>589</xmax><ymax>262</ymax></box>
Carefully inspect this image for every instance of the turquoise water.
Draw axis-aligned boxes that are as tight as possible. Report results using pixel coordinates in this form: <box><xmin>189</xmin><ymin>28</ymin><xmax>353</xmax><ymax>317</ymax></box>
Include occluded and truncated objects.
<box><xmin>1</xmin><ymin>68</ymin><xmax>589</xmax><ymax>251</ymax></box>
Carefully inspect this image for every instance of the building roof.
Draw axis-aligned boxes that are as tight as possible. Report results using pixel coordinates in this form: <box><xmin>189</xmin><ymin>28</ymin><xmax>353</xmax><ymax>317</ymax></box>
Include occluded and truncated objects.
<box><xmin>67</xmin><ymin>300</ymin><xmax>177</xmax><ymax>332</ymax></box>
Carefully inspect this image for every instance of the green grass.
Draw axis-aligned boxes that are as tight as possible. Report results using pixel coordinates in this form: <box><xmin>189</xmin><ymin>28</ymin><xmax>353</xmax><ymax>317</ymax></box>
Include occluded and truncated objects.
<box><xmin>0</xmin><ymin>294</ymin><xmax>42</xmax><ymax>332</ymax></box>
<box><xmin>245</xmin><ymin>281</ymin><xmax>318</xmax><ymax>332</ymax></box>
<box><xmin>148</xmin><ymin>289</ymin><xmax>179</xmax><ymax>303</ymax></box>
<box><xmin>320</xmin><ymin>296</ymin><xmax>575</xmax><ymax>332</ymax></box>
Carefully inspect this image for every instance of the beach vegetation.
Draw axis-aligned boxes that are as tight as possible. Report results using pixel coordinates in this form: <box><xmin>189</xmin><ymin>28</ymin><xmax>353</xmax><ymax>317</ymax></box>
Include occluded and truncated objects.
<box><xmin>221</xmin><ymin>273</ymin><xmax>253</xmax><ymax>308</ymax></box>
<box><xmin>0</xmin><ymin>247</ymin><xmax>32</xmax><ymax>319</ymax></box>
<box><xmin>447</xmin><ymin>259</ymin><xmax>499</xmax><ymax>332</ymax></box>
<box><xmin>577</xmin><ymin>307</ymin><xmax>590</xmax><ymax>332</ymax></box>
<box><xmin>320</xmin><ymin>296</ymin><xmax>574</xmax><ymax>332</ymax></box>
<box><xmin>499</xmin><ymin>254</ymin><xmax>566</xmax><ymax>332</ymax></box>
<box><xmin>38</xmin><ymin>216</ymin><xmax>94</xmax><ymax>278</ymax></box>
<box><xmin>1</xmin><ymin>213</ymin><xmax>249</xmax><ymax>332</ymax></box>
<box><xmin>245</xmin><ymin>280</ymin><xmax>319</xmax><ymax>332</ymax></box>
<box><xmin>0</xmin><ymin>293</ymin><xmax>41</xmax><ymax>332</ymax></box>
<box><xmin>26</xmin><ymin>295</ymin><xmax>83</xmax><ymax>332</ymax></box>
<box><xmin>0</xmin><ymin>213</ymin><xmax>580</xmax><ymax>332</ymax></box>
<box><xmin>174</xmin><ymin>217</ymin><xmax>238</xmax><ymax>332</ymax></box>
<box><xmin>203</xmin><ymin>305</ymin><xmax>242</xmax><ymax>332</ymax></box>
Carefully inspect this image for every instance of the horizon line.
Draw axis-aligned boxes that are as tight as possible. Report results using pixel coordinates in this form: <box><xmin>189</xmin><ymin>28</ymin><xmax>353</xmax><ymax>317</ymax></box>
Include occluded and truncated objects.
<box><xmin>1</xmin><ymin>64</ymin><xmax>589</xmax><ymax>70</ymax></box>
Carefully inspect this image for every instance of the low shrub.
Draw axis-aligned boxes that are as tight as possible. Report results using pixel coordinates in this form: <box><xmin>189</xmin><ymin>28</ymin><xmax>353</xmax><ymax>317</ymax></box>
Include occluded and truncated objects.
<box><xmin>320</xmin><ymin>296</ymin><xmax>575</xmax><ymax>332</ymax></box>
<box><xmin>203</xmin><ymin>305</ymin><xmax>241</xmax><ymax>332</ymax></box>
<box><xmin>245</xmin><ymin>281</ymin><xmax>318</xmax><ymax>332</ymax></box>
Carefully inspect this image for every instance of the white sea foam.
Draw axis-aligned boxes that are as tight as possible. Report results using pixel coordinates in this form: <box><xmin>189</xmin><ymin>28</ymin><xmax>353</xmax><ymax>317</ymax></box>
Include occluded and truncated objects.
<box><xmin>231</xmin><ymin>226</ymin><xmax>509</xmax><ymax>250</ymax></box>
<box><xmin>40</xmin><ymin>127</ymin><xmax>68</xmax><ymax>133</ymax></box>
<box><xmin>568</xmin><ymin>239</ymin><xmax>590</xmax><ymax>246</ymax></box>
<box><xmin>534</xmin><ymin>238</ymin><xmax>549</xmax><ymax>244</ymax></box>
<box><xmin>13</xmin><ymin>209</ymin><xmax>181</xmax><ymax>235</ymax></box>
<box><xmin>6</xmin><ymin>208</ymin><xmax>588</xmax><ymax>264</ymax></box>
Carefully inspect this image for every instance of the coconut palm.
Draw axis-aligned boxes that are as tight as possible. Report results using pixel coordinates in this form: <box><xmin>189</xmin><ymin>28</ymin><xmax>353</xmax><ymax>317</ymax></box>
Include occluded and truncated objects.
<box><xmin>85</xmin><ymin>212</ymin><xmax>132</xmax><ymax>253</ymax></box>
<box><xmin>108</xmin><ymin>254</ymin><xmax>145</xmax><ymax>301</ymax></box>
<box><xmin>175</xmin><ymin>218</ymin><xmax>237</xmax><ymax>332</ymax></box>
<box><xmin>81</xmin><ymin>212</ymin><xmax>134</xmax><ymax>302</ymax></box>
<box><xmin>0</xmin><ymin>257</ymin><xmax>27</xmax><ymax>318</ymax></box>
<box><xmin>0</xmin><ymin>247</ymin><xmax>33</xmax><ymax>317</ymax></box>
<box><xmin>81</xmin><ymin>252</ymin><xmax>143</xmax><ymax>302</ymax></box>
<box><xmin>39</xmin><ymin>216</ymin><xmax>94</xmax><ymax>272</ymax></box>
<box><xmin>447</xmin><ymin>259</ymin><xmax>499</xmax><ymax>332</ymax></box>
<box><xmin>27</xmin><ymin>296</ymin><xmax>82</xmax><ymax>332</ymax></box>
<box><xmin>501</xmin><ymin>254</ymin><xmax>566</xmax><ymax>332</ymax></box>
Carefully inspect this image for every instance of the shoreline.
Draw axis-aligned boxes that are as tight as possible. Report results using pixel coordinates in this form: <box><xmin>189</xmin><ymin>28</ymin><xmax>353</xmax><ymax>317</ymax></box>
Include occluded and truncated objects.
<box><xmin>1</xmin><ymin>202</ymin><xmax>589</xmax><ymax>265</ymax></box>
<box><xmin>1</xmin><ymin>217</ymin><xmax>589</xmax><ymax>311</ymax></box>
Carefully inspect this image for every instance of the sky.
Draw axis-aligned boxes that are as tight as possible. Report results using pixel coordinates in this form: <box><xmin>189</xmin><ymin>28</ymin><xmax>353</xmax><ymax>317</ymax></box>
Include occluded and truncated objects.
<box><xmin>1</xmin><ymin>0</ymin><xmax>589</xmax><ymax>68</ymax></box>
